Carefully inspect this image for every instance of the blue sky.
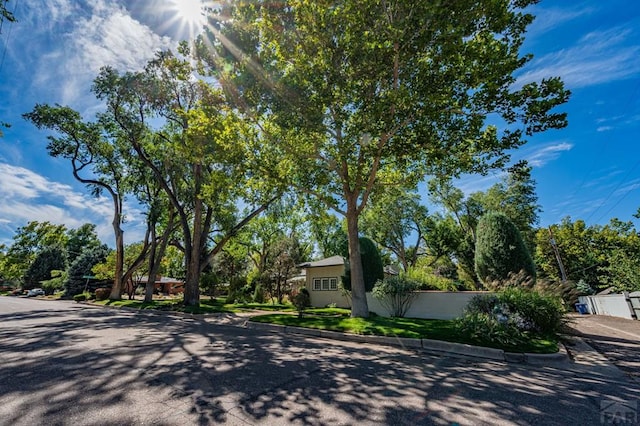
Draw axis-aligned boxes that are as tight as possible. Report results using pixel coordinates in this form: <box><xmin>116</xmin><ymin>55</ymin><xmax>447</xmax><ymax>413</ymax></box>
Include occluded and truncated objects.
<box><xmin>0</xmin><ymin>0</ymin><xmax>639</xmax><ymax>246</ymax></box>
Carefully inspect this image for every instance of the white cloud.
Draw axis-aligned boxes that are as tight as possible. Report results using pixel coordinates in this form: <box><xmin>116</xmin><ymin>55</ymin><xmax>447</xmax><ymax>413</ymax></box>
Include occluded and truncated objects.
<box><xmin>452</xmin><ymin>142</ymin><xmax>573</xmax><ymax>195</ymax></box>
<box><xmin>597</xmin><ymin>126</ymin><xmax>613</xmax><ymax>132</ymax></box>
<box><xmin>72</xmin><ymin>9</ymin><xmax>173</xmax><ymax>75</ymax></box>
<box><xmin>16</xmin><ymin>0</ymin><xmax>174</xmax><ymax>108</ymax></box>
<box><xmin>583</xmin><ymin>169</ymin><xmax>624</xmax><ymax>189</ymax></box>
<box><xmin>0</xmin><ymin>163</ymin><xmax>145</xmax><ymax>246</ymax></box>
<box><xmin>518</xmin><ymin>26</ymin><xmax>640</xmax><ymax>89</ymax></box>
<box><xmin>527</xmin><ymin>4</ymin><xmax>595</xmax><ymax>36</ymax></box>
<box><xmin>523</xmin><ymin>142</ymin><xmax>573</xmax><ymax>167</ymax></box>
<box><xmin>614</xmin><ymin>179</ymin><xmax>640</xmax><ymax>197</ymax></box>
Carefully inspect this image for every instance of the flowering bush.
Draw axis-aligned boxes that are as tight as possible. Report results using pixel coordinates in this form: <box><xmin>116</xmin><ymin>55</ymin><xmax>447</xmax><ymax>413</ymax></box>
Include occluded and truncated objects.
<box><xmin>457</xmin><ymin>288</ymin><xmax>565</xmax><ymax>346</ymax></box>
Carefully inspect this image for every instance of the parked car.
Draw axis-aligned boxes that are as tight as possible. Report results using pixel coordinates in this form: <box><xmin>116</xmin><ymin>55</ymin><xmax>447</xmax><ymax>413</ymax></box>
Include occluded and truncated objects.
<box><xmin>26</xmin><ymin>288</ymin><xmax>45</xmax><ymax>297</ymax></box>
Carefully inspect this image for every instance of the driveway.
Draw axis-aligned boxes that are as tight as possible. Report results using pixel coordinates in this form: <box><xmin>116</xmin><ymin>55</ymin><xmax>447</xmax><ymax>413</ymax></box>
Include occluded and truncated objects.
<box><xmin>565</xmin><ymin>313</ymin><xmax>640</xmax><ymax>382</ymax></box>
<box><xmin>1</xmin><ymin>297</ymin><xmax>639</xmax><ymax>425</ymax></box>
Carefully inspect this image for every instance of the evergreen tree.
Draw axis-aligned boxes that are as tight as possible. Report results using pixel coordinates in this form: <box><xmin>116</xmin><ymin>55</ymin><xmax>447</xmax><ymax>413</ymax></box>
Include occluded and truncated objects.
<box><xmin>65</xmin><ymin>245</ymin><xmax>109</xmax><ymax>296</ymax></box>
<box><xmin>474</xmin><ymin>212</ymin><xmax>535</xmax><ymax>286</ymax></box>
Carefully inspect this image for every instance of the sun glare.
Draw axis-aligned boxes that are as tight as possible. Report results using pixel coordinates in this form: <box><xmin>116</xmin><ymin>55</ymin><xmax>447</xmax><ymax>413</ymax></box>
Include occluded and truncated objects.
<box><xmin>168</xmin><ymin>0</ymin><xmax>207</xmax><ymax>39</ymax></box>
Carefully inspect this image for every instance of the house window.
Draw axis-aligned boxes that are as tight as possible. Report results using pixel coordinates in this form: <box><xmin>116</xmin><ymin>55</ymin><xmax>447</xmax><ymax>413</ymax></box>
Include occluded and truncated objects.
<box><xmin>313</xmin><ymin>277</ymin><xmax>339</xmax><ymax>291</ymax></box>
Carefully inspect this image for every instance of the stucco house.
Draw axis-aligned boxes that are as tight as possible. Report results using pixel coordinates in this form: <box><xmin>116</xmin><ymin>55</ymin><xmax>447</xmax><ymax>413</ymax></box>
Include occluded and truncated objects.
<box><xmin>297</xmin><ymin>255</ymin><xmax>350</xmax><ymax>308</ymax></box>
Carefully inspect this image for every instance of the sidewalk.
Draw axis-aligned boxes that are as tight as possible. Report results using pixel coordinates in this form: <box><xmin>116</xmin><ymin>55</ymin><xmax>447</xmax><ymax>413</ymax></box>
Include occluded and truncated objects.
<box><xmin>565</xmin><ymin>313</ymin><xmax>640</xmax><ymax>381</ymax></box>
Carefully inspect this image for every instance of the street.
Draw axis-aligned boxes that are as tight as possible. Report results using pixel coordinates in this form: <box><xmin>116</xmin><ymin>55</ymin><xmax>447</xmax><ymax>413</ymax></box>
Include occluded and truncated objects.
<box><xmin>0</xmin><ymin>297</ymin><xmax>638</xmax><ymax>425</ymax></box>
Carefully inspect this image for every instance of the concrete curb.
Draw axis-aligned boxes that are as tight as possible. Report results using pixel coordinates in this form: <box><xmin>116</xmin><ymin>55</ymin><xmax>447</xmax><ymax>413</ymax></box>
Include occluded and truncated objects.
<box><xmin>245</xmin><ymin>320</ymin><xmax>570</xmax><ymax>365</ymax></box>
<box><xmin>78</xmin><ymin>301</ymin><xmax>569</xmax><ymax>365</ymax></box>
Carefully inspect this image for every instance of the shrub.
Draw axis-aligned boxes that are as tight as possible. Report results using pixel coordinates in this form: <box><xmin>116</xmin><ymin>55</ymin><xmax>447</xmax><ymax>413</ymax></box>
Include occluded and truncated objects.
<box><xmin>253</xmin><ymin>284</ymin><xmax>265</xmax><ymax>304</ymax></box>
<box><xmin>65</xmin><ymin>245</ymin><xmax>109</xmax><ymax>296</ymax></box>
<box><xmin>73</xmin><ymin>293</ymin><xmax>87</xmax><ymax>302</ymax></box>
<box><xmin>474</xmin><ymin>212</ymin><xmax>535</xmax><ymax>286</ymax></box>
<box><xmin>292</xmin><ymin>288</ymin><xmax>311</xmax><ymax>317</ymax></box>
<box><xmin>465</xmin><ymin>293</ymin><xmax>500</xmax><ymax>315</ymax></box>
<box><xmin>499</xmin><ymin>288</ymin><xmax>566</xmax><ymax>335</ymax></box>
<box><xmin>225</xmin><ymin>276</ymin><xmax>251</xmax><ymax>304</ymax></box>
<box><xmin>459</xmin><ymin>288</ymin><xmax>566</xmax><ymax>340</ymax></box>
<box><xmin>372</xmin><ymin>276</ymin><xmax>419</xmax><ymax>317</ymax></box>
<box><xmin>94</xmin><ymin>288</ymin><xmax>110</xmax><ymax>301</ymax></box>
<box><xmin>406</xmin><ymin>268</ymin><xmax>460</xmax><ymax>291</ymax></box>
<box><xmin>456</xmin><ymin>311</ymin><xmax>529</xmax><ymax>347</ymax></box>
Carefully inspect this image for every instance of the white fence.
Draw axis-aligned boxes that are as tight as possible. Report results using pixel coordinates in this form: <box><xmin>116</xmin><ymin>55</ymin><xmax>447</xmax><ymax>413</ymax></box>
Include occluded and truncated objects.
<box><xmin>362</xmin><ymin>290</ymin><xmax>640</xmax><ymax>321</ymax></box>
<box><xmin>578</xmin><ymin>293</ymin><xmax>638</xmax><ymax>320</ymax></box>
<box><xmin>366</xmin><ymin>291</ymin><xmax>489</xmax><ymax>320</ymax></box>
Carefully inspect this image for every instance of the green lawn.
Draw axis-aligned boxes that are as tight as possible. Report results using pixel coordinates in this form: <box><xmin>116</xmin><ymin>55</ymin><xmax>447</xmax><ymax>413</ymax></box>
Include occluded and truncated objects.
<box><xmin>90</xmin><ymin>298</ymin><xmax>557</xmax><ymax>354</ymax></box>
<box><xmin>250</xmin><ymin>311</ymin><xmax>558</xmax><ymax>354</ymax></box>
<box><xmin>93</xmin><ymin>298</ymin><xmax>295</xmax><ymax>314</ymax></box>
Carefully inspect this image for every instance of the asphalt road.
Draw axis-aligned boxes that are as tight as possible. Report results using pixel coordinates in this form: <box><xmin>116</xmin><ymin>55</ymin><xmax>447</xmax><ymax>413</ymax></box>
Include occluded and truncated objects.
<box><xmin>1</xmin><ymin>297</ymin><xmax>638</xmax><ymax>426</ymax></box>
<box><xmin>566</xmin><ymin>313</ymin><xmax>640</xmax><ymax>382</ymax></box>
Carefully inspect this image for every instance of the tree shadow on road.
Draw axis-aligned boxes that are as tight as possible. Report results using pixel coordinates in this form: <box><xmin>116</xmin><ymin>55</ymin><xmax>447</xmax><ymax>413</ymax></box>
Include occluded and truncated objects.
<box><xmin>1</xmin><ymin>304</ymin><xmax>639</xmax><ymax>425</ymax></box>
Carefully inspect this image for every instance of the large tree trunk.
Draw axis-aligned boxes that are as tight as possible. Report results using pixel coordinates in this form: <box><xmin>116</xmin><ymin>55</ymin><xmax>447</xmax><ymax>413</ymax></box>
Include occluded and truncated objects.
<box><xmin>184</xmin><ymin>165</ymin><xmax>203</xmax><ymax>307</ymax></box>
<box><xmin>109</xmin><ymin>208</ymin><xmax>124</xmax><ymax>300</ymax></box>
<box><xmin>144</xmin><ymin>227</ymin><xmax>158</xmax><ymax>303</ymax></box>
<box><xmin>183</xmin><ymin>256</ymin><xmax>201</xmax><ymax>306</ymax></box>
<box><xmin>346</xmin><ymin>204</ymin><xmax>368</xmax><ymax>318</ymax></box>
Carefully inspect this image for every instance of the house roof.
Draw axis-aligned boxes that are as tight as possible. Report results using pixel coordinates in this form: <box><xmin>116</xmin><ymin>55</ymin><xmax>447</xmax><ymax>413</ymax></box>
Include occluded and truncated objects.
<box><xmin>136</xmin><ymin>276</ymin><xmax>183</xmax><ymax>284</ymax></box>
<box><xmin>298</xmin><ymin>255</ymin><xmax>345</xmax><ymax>268</ymax></box>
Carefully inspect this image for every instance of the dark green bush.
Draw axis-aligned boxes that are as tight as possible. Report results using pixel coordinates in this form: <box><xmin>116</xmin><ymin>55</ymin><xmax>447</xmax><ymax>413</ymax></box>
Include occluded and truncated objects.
<box><xmin>499</xmin><ymin>288</ymin><xmax>565</xmax><ymax>335</ymax></box>
<box><xmin>474</xmin><ymin>212</ymin><xmax>535</xmax><ymax>285</ymax></box>
<box><xmin>225</xmin><ymin>276</ymin><xmax>251</xmax><ymax>304</ymax></box>
<box><xmin>465</xmin><ymin>293</ymin><xmax>499</xmax><ymax>315</ymax></box>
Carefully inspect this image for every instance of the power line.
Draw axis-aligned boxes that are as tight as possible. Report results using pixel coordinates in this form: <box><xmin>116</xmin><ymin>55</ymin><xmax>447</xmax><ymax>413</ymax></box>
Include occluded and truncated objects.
<box><xmin>594</xmin><ymin>172</ymin><xmax>640</xmax><ymax>224</ymax></box>
<box><xmin>585</xmin><ymin>156</ymin><xmax>640</xmax><ymax>224</ymax></box>
<box><xmin>564</xmin><ymin>78</ymin><xmax>640</xmax><ymax>221</ymax></box>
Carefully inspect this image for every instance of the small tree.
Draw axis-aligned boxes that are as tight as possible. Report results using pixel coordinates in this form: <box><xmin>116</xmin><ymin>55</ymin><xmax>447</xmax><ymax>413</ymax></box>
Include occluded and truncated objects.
<box><xmin>65</xmin><ymin>246</ymin><xmax>109</xmax><ymax>296</ymax></box>
<box><xmin>293</xmin><ymin>288</ymin><xmax>311</xmax><ymax>318</ymax></box>
<box><xmin>372</xmin><ymin>276</ymin><xmax>419</xmax><ymax>318</ymax></box>
<box><xmin>474</xmin><ymin>212</ymin><xmax>535</xmax><ymax>286</ymax></box>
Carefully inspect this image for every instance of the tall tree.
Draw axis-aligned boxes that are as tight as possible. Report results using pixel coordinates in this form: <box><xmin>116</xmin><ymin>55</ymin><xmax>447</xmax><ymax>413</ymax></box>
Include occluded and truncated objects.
<box><xmin>65</xmin><ymin>245</ymin><xmax>110</xmax><ymax>296</ymax></box>
<box><xmin>24</xmin><ymin>106</ymin><xmax>131</xmax><ymax>300</ymax></box>
<box><xmin>208</xmin><ymin>0</ymin><xmax>569</xmax><ymax>316</ymax></box>
<box><xmin>535</xmin><ymin>217</ymin><xmax>640</xmax><ymax>292</ymax></box>
<box><xmin>429</xmin><ymin>161</ymin><xmax>540</xmax><ymax>284</ymax></box>
<box><xmin>471</xmin><ymin>161</ymin><xmax>540</xmax><ymax>250</ymax></box>
<box><xmin>91</xmin><ymin>49</ymin><xmax>278</xmax><ymax>306</ymax></box>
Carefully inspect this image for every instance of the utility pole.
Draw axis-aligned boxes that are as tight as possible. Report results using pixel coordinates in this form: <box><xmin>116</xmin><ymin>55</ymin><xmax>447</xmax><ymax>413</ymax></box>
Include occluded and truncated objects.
<box><xmin>548</xmin><ymin>226</ymin><xmax>568</xmax><ymax>283</ymax></box>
